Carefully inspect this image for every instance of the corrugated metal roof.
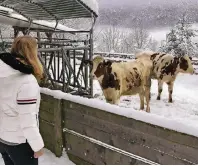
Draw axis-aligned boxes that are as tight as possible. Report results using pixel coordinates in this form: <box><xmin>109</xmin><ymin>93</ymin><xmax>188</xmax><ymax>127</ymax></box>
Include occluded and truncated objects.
<box><xmin>0</xmin><ymin>0</ymin><xmax>98</xmax><ymax>20</ymax></box>
<box><xmin>0</xmin><ymin>6</ymin><xmax>79</xmax><ymax>33</ymax></box>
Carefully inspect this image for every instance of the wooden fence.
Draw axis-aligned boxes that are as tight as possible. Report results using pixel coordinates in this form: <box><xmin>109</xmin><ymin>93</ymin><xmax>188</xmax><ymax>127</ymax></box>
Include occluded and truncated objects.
<box><xmin>39</xmin><ymin>92</ymin><xmax>198</xmax><ymax>165</ymax></box>
<box><xmin>39</xmin><ymin>94</ymin><xmax>63</xmax><ymax>157</ymax></box>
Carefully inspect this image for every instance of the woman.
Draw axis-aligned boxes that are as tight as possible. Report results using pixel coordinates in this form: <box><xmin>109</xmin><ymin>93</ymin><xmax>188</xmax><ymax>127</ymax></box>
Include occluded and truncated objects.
<box><xmin>0</xmin><ymin>35</ymin><xmax>44</xmax><ymax>165</ymax></box>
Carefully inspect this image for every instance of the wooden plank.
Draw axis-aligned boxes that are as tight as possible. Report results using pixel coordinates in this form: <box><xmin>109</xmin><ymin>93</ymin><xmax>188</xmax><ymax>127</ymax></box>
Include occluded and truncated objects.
<box><xmin>39</xmin><ymin>110</ymin><xmax>54</xmax><ymax>123</ymax></box>
<box><xmin>41</xmin><ymin>93</ymin><xmax>55</xmax><ymax>102</ymax></box>
<box><xmin>65</xmin><ymin>119</ymin><xmax>195</xmax><ymax>165</ymax></box>
<box><xmin>53</xmin><ymin>98</ymin><xmax>63</xmax><ymax>157</ymax></box>
<box><xmin>65</xmin><ymin>107</ymin><xmax>198</xmax><ymax>163</ymax></box>
<box><xmin>39</xmin><ymin>120</ymin><xmax>54</xmax><ymax>140</ymax></box>
<box><xmin>39</xmin><ymin>120</ymin><xmax>55</xmax><ymax>153</ymax></box>
<box><xmin>43</xmin><ymin>137</ymin><xmax>55</xmax><ymax>154</ymax></box>
<box><xmin>63</xmin><ymin>101</ymin><xmax>198</xmax><ymax>149</ymax></box>
<box><xmin>40</xmin><ymin>95</ymin><xmax>63</xmax><ymax>157</ymax></box>
<box><xmin>40</xmin><ymin>101</ymin><xmax>56</xmax><ymax>114</ymax></box>
<box><xmin>65</xmin><ymin>132</ymin><xmax>146</xmax><ymax>165</ymax></box>
<box><xmin>67</xmin><ymin>153</ymin><xmax>92</xmax><ymax>165</ymax></box>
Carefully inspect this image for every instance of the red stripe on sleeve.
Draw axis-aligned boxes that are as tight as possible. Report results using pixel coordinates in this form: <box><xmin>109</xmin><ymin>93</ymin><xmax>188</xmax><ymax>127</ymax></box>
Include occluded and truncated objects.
<box><xmin>17</xmin><ymin>99</ymin><xmax>37</xmax><ymax>102</ymax></box>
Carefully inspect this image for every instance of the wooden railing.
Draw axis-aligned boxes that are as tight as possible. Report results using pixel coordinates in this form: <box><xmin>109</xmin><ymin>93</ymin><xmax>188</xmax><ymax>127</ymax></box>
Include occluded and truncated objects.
<box><xmin>39</xmin><ymin>90</ymin><xmax>198</xmax><ymax>165</ymax></box>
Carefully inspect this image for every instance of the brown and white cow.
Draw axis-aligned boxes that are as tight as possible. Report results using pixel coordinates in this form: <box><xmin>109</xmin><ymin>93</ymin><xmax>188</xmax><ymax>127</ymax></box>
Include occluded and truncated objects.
<box><xmin>87</xmin><ymin>55</ymin><xmax>153</xmax><ymax>113</ymax></box>
<box><xmin>135</xmin><ymin>51</ymin><xmax>194</xmax><ymax>103</ymax></box>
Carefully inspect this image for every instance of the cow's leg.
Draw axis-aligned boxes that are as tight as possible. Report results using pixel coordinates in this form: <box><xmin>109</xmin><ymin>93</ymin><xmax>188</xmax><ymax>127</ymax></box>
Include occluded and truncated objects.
<box><xmin>114</xmin><ymin>98</ymin><xmax>120</xmax><ymax>105</ymax></box>
<box><xmin>157</xmin><ymin>80</ymin><xmax>163</xmax><ymax>100</ymax></box>
<box><xmin>113</xmin><ymin>92</ymin><xmax>120</xmax><ymax>105</ymax></box>
<box><xmin>167</xmin><ymin>81</ymin><xmax>174</xmax><ymax>103</ymax></box>
<box><xmin>106</xmin><ymin>99</ymin><xmax>113</xmax><ymax>104</ymax></box>
<box><xmin>139</xmin><ymin>91</ymin><xmax>144</xmax><ymax>110</ymax></box>
<box><xmin>106</xmin><ymin>95</ymin><xmax>120</xmax><ymax>105</ymax></box>
<box><xmin>145</xmin><ymin>89</ymin><xmax>150</xmax><ymax>113</ymax></box>
<box><xmin>144</xmin><ymin>77</ymin><xmax>151</xmax><ymax>113</ymax></box>
<box><xmin>106</xmin><ymin>98</ymin><xmax>120</xmax><ymax>105</ymax></box>
<box><xmin>144</xmin><ymin>76</ymin><xmax>152</xmax><ymax>102</ymax></box>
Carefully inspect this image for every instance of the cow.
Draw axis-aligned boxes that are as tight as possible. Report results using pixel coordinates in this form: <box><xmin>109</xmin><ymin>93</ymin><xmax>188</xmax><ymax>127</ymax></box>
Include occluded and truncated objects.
<box><xmin>135</xmin><ymin>51</ymin><xmax>194</xmax><ymax>103</ymax></box>
<box><xmin>85</xmin><ymin>55</ymin><xmax>153</xmax><ymax>113</ymax></box>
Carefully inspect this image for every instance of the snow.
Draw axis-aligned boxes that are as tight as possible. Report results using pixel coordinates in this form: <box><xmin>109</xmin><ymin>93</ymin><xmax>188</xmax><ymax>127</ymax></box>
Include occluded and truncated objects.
<box><xmin>0</xmin><ymin>148</ymin><xmax>75</xmax><ymax>165</ymax></box>
<box><xmin>0</xmin><ymin>6</ymin><xmax>13</xmax><ymax>13</ymax></box>
<box><xmin>81</xmin><ymin>0</ymin><xmax>99</xmax><ymax>15</ymax></box>
<box><xmin>94</xmin><ymin>51</ymin><xmax>135</xmax><ymax>56</ymax></box>
<box><xmin>104</xmin><ymin>57</ymin><xmax>131</xmax><ymax>61</ymax></box>
<box><xmin>92</xmin><ymin>54</ymin><xmax>102</xmax><ymax>60</ymax></box>
<box><xmin>41</xmin><ymin>73</ymin><xmax>198</xmax><ymax>138</ymax></box>
<box><xmin>33</xmin><ymin>20</ymin><xmax>78</xmax><ymax>32</ymax></box>
<box><xmin>0</xmin><ymin>6</ymin><xmax>78</xmax><ymax>32</ymax></box>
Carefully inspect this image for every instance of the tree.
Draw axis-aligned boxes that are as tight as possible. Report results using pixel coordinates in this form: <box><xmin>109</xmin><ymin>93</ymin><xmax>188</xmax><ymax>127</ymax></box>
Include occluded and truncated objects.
<box><xmin>160</xmin><ymin>13</ymin><xmax>198</xmax><ymax>56</ymax></box>
<box><xmin>95</xmin><ymin>25</ymin><xmax>128</xmax><ymax>53</ymax></box>
<box><xmin>132</xmin><ymin>26</ymin><xmax>150</xmax><ymax>49</ymax></box>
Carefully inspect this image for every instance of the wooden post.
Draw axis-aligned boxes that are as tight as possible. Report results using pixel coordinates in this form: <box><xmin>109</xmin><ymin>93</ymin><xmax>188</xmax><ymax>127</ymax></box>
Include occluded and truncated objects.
<box><xmin>45</xmin><ymin>32</ymin><xmax>53</xmax><ymax>43</ymax></box>
<box><xmin>22</xmin><ymin>28</ymin><xmax>29</xmax><ymax>35</ymax></box>
<box><xmin>84</xmin><ymin>40</ymin><xmax>89</xmax><ymax>90</ymax></box>
<box><xmin>53</xmin><ymin>98</ymin><xmax>63</xmax><ymax>157</ymax></box>
<box><xmin>39</xmin><ymin>94</ymin><xmax>63</xmax><ymax>157</ymax></box>
<box><xmin>37</xmin><ymin>31</ymin><xmax>41</xmax><ymax>48</ymax></box>
<box><xmin>13</xmin><ymin>27</ymin><xmax>19</xmax><ymax>38</ymax></box>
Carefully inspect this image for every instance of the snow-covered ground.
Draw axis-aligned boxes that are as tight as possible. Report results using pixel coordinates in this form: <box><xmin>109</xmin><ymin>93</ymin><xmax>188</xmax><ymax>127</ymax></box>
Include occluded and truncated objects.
<box><xmin>93</xmin><ymin>73</ymin><xmax>198</xmax><ymax>127</ymax></box>
<box><xmin>0</xmin><ymin>148</ymin><xmax>75</xmax><ymax>165</ymax></box>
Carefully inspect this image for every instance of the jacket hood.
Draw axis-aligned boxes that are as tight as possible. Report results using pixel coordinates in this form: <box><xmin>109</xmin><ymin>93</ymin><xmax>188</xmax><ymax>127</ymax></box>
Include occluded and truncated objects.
<box><xmin>0</xmin><ymin>53</ymin><xmax>34</xmax><ymax>78</ymax></box>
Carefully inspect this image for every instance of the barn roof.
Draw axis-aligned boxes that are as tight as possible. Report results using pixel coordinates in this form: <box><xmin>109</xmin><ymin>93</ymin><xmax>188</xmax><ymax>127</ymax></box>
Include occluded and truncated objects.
<box><xmin>0</xmin><ymin>6</ymin><xmax>79</xmax><ymax>32</ymax></box>
<box><xmin>0</xmin><ymin>0</ymin><xmax>98</xmax><ymax>21</ymax></box>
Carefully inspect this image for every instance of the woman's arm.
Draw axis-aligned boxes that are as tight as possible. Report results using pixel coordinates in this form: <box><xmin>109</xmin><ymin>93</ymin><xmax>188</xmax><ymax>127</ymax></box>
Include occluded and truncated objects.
<box><xmin>16</xmin><ymin>82</ymin><xmax>44</xmax><ymax>152</ymax></box>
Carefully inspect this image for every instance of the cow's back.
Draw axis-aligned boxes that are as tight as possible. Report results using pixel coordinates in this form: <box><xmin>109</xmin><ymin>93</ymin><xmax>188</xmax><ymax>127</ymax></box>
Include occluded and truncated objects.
<box><xmin>152</xmin><ymin>53</ymin><xmax>177</xmax><ymax>81</ymax></box>
<box><xmin>111</xmin><ymin>61</ymin><xmax>146</xmax><ymax>96</ymax></box>
<box><xmin>136</xmin><ymin>51</ymin><xmax>176</xmax><ymax>80</ymax></box>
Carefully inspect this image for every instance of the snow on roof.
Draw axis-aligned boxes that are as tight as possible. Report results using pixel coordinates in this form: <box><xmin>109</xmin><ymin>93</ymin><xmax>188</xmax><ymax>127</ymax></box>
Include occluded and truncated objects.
<box><xmin>0</xmin><ymin>6</ymin><xmax>13</xmax><ymax>13</ymax></box>
<box><xmin>33</xmin><ymin>20</ymin><xmax>78</xmax><ymax>32</ymax></box>
<box><xmin>0</xmin><ymin>0</ymin><xmax>98</xmax><ymax>20</ymax></box>
<box><xmin>81</xmin><ymin>0</ymin><xmax>99</xmax><ymax>15</ymax></box>
<box><xmin>0</xmin><ymin>6</ymin><xmax>78</xmax><ymax>32</ymax></box>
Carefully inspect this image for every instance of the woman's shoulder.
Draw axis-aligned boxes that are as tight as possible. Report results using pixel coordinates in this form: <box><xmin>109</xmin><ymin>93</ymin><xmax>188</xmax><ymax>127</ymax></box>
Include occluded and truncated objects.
<box><xmin>18</xmin><ymin>74</ymin><xmax>39</xmax><ymax>88</ymax></box>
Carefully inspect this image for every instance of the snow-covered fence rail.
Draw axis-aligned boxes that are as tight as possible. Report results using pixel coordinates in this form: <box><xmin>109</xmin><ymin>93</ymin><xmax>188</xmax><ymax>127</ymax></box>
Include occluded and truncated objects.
<box><xmin>192</xmin><ymin>59</ymin><xmax>198</xmax><ymax>65</ymax></box>
<box><xmin>94</xmin><ymin>52</ymin><xmax>135</xmax><ymax>59</ymax></box>
<box><xmin>39</xmin><ymin>88</ymin><xmax>198</xmax><ymax>165</ymax></box>
<box><xmin>192</xmin><ymin>59</ymin><xmax>198</xmax><ymax>75</ymax></box>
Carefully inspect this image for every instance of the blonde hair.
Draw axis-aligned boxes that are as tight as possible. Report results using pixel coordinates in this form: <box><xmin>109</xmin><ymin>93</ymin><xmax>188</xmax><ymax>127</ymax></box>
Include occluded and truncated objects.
<box><xmin>11</xmin><ymin>35</ymin><xmax>43</xmax><ymax>80</ymax></box>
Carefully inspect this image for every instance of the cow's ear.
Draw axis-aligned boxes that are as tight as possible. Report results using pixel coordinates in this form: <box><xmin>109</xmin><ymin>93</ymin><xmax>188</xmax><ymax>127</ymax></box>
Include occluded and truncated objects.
<box><xmin>104</xmin><ymin>60</ymin><xmax>112</xmax><ymax>66</ymax></box>
<box><xmin>189</xmin><ymin>56</ymin><xmax>192</xmax><ymax>61</ymax></box>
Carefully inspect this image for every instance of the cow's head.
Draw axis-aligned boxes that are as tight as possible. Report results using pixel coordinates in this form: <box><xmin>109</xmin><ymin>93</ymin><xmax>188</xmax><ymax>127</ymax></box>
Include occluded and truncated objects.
<box><xmin>178</xmin><ymin>55</ymin><xmax>194</xmax><ymax>74</ymax></box>
<box><xmin>90</xmin><ymin>56</ymin><xmax>112</xmax><ymax>80</ymax></box>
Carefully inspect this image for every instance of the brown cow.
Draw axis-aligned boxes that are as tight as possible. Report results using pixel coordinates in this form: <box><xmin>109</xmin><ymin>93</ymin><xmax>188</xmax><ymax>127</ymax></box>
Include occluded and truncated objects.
<box><xmin>88</xmin><ymin>55</ymin><xmax>153</xmax><ymax>113</ymax></box>
<box><xmin>135</xmin><ymin>51</ymin><xmax>194</xmax><ymax>103</ymax></box>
